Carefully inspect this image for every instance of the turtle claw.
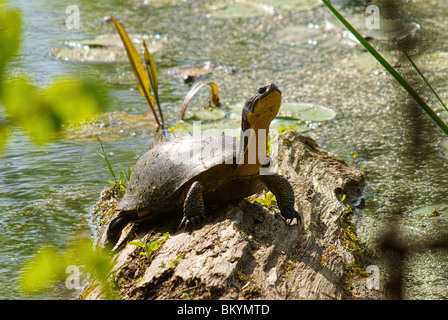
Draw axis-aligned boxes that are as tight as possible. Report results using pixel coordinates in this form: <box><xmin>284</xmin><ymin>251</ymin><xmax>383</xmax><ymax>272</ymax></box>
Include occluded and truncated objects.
<box><xmin>281</xmin><ymin>209</ymin><xmax>302</xmax><ymax>227</ymax></box>
<box><xmin>178</xmin><ymin>216</ymin><xmax>187</xmax><ymax>230</ymax></box>
<box><xmin>179</xmin><ymin>214</ymin><xmax>205</xmax><ymax>230</ymax></box>
<box><xmin>189</xmin><ymin>214</ymin><xmax>204</xmax><ymax>228</ymax></box>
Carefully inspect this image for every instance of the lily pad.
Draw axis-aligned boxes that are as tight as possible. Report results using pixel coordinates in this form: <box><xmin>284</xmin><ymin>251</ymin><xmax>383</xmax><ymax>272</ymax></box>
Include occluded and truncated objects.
<box><xmin>179</xmin><ymin>118</ymin><xmax>310</xmax><ymax>138</ymax></box>
<box><xmin>132</xmin><ymin>0</ymin><xmax>188</xmax><ymax>7</ymax></box>
<box><xmin>269</xmin><ymin>119</ymin><xmax>310</xmax><ymax>132</ymax></box>
<box><xmin>228</xmin><ymin>102</ymin><xmax>336</xmax><ymax>122</ymax></box>
<box><xmin>325</xmin><ymin>15</ymin><xmax>420</xmax><ymax>44</ymax></box>
<box><xmin>336</xmin><ymin>50</ymin><xmax>401</xmax><ymax>73</ymax></box>
<box><xmin>365</xmin><ymin>19</ymin><xmax>420</xmax><ymax>41</ymax></box>
<box><xmin>413</xmin><ymin>51</ymin><xmax>448</xmax><ymax>72</ymax></box>
<box><xmin>412</xmin><ymin>203</ymin><xmax>448</xmax><ymax>218</ymax></box>
<box><xmin>278</xmin><ymin>102</ymin><xmax>336</xmax><ymax>121</ymax></box>
<box><xmin>438</xmin><ymin>138</ymin><xmax>448</xmax><ymax>158</ymax></box>
<box><xmin>51</xmin><ymin>34</ymin><xmax>164</xmax><ymax>63</ymax></box>
<box><xmin>180</xmin><ymin>118</ymin><xmax>241</xmax><ymax>137</ymax></box>
<box><xmin>168</xmin><ymin>61</ymin><xmax>237</xmax><ymax>83</ymax></box>
<box><xmin>252</xmin><ymin>0</ymin><xmax>322</xmax><ymax>11</ymax></box>
<box><xmin>208</xmin><ymin>2</ymin><xmax>274</xmax><ymax>19</ymax></box>
<box><xmin>63</xmin><ymin>111</ymin><xmax>157</xmax><ymax>142</ymax></box>
<box><xmin>275</xmin><ymin>24</ymin><xmax>321</xmax><ymax>45</ymax></box>
<box><xmin>186</xmin><ymin>108</ymin><xmax>226</xmax><ymax>121</ymax></box>
<box><xmin>275</xmin><ymin>24</ymin><xmax>339</xmax><ymax>49</ymax></box>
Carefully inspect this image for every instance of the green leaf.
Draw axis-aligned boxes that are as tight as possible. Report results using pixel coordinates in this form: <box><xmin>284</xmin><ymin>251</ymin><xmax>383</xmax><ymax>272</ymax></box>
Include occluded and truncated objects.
<box><xmin>143</xmin><ymin>41</ymin><xmax>158</xmax><ymax>96</ymax></box>
<box><xmin>0</xmin><ymin>5</ymin><xmax>22</xmax><ymax>87</ymax></box>
<box><xmin>254</xmin><ymin>192</ymin><xmax>277</xmax><ymax>207</ymax></box>
<box><xmin>19</xmin><ymin>238</ymin><xmax>114</xmax><ymax>297</ymax></box>
<box><xmin>111</xmin><ymin>16</ymin><xmax>161</xmax><ymax>128</ymax></box>
<box><xmin>143</xmin><ymin>40</ymin><xmax>164</xmax><ymax>127</ymax></box>
<box><xmin>1</xmin><ymin>76</ymin><xmax>108</xmax><ymax>146</ymax></box>
<box><xmin>1</xmin><ymin>76</ymin><xmax>55</xmax><ymax>145</ymax></box>
<box><xmin>403</xmin><ymin>51</ymin><xmax>448</xmax><ymax>114</ymax></box>
<box><xmin>128</xmin><ymin>241</ymin><xmax>146</xmax><ymax>249</ymax></box>
<box><xmin>1</xmin><ymin>76</ymin><xmax>39</xmax><ymax>120</ymax></box>
<box><xmin>0</xmin><ymin>122</ymin><xmax>10</xmax><ymax>153</ymax></box>
<box><xmin>42</xmin><ymin>77</ymin><xmax>107</xmax><ymax>124</ymax></box>
<box><xmin>18</xmin><ymin>246</ymin><xmax>63</xmax><ymax>293</ymax></box>
<box><xmin>148</xmin><ymin>241</ymin><xmax>159</xmax><ymax>252</ymax></box>
<box><xmin>97</xmin><ymin>136</ymin><xmax>117</xmax><ymax>182</ymax></box>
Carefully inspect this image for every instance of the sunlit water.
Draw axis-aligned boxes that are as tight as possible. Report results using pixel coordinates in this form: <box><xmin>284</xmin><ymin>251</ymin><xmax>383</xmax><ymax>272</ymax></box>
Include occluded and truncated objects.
<box><xmin>1</xmin><ymin>0</ymin><xmax>447</xmax><ymax>299</ymax></box>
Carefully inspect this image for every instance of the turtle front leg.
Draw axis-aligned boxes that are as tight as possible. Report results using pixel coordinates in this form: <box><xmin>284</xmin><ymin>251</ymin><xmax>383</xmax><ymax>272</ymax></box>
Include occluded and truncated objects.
<box><xmin>262</xmin><ymin>173</ymin><xmax>302</xmax><ymax>227</ymax></box>
<box><xmin>180</xmin><ymin>181</ymin><xmax>205</xmax><ymax>228</ymax></box>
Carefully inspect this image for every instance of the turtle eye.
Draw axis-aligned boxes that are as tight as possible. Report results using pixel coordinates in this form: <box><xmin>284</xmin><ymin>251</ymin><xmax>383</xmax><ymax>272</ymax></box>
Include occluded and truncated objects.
<box><xmin>258</xmin><ymin>86</ymin><xmax>267</xmax><ymax>94</ymax></box>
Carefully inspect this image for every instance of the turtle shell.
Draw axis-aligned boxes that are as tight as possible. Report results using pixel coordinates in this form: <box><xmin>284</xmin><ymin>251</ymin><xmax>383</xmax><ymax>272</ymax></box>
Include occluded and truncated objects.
<box><xmin>116</xmin><ymin>133</ymin><xmax>239</xmax><ymax>215</ymax></box>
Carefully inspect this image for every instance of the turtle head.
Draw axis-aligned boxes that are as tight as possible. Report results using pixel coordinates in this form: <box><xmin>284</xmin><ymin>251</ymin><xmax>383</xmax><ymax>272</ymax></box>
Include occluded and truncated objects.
<box><xmin>236</xmin><ymin>83</ymin><xmax>282</xmax><ymax>175</ymax></box>
<box><xmin>241</xmin><ymin>83</ymin><xmax>282</xmax><ymax>133</ymax></box>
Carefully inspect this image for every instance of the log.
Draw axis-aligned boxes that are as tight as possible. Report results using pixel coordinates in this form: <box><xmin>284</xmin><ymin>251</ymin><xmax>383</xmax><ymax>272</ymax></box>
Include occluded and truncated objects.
<box><xmin>83</xmin><ymin>131</ymin><xmax>384</xmax><ymax>300</ymax></box>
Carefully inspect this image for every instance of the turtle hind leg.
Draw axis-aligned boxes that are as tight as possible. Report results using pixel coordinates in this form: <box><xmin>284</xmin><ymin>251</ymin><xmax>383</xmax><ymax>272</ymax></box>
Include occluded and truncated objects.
<box><xmin>179</xmin><ymin>181</ymin><xmax>205</xmax><ymax>230</ymax></box>
<box><xmin>262</xmin><ymin>173</ymin><xmax>303</xmax><ymax>227</ymax></box>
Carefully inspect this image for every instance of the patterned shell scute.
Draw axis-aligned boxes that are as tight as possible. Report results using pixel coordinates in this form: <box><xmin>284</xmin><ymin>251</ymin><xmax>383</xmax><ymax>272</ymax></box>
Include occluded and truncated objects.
<box><xmin>117</xmin><ymin>133</ymin><xmax>238</xmax><ymax>211</ymax></box>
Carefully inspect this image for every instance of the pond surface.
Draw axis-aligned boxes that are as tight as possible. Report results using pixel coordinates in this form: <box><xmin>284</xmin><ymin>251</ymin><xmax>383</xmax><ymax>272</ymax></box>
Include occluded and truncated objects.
<box><xmin>1</xmin><ymin>0</ymin><xmax>448</xmax><ymax>299</ymax></box>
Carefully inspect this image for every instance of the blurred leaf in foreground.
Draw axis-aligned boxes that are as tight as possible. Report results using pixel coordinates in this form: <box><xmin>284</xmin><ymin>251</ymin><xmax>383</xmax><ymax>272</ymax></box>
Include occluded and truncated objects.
<box><xmin>0</xmin><ymin>121</ymin><xmax>9</xmax><ymax>153</ymax></box>
<box><xmin>1</xmin><ymin>76</ymin><xmax>108</xmax><ymax>146</ymax></box>
<box><xmin>0</xmin><ymin>1</ymin><xmax>109</xmax><ymax>152</ymax></box>
<box><xmin>0</xmin><ymin>3</ymin><xmax>22</xmax><ymax>90</ymax></box>
<box><xmin>18</xmin><ymin>237</ymin><xmax>115</xmax><ymax>299</ymax></box>
<box><xmin>19</xmin><ymin>246</ymin><xmax>61</xmax><ymax>293</ymax></box>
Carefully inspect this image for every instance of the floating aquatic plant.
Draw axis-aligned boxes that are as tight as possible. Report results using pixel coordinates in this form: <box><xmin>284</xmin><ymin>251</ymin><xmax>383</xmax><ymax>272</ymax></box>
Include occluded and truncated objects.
<box><xmin>277</xmin><ymin>102</ymin><xmax>336</xmax><ymax>122</ymax></box>
<box><xmin>412</xmin><ymin>203</ymin><xmax>448</xmax><ymax>218</ymax></box>
<box><xmin>253</xmin><ymin>0</ymin><xmax>322</xmax><ymax>12</ymax></box>
<box><xmin>168</xmin><ymin>61</ymin><xmax>236</xmax><ymax>84</ymax></box>
<box><xmin>208</xmin><ymin>2</ymin><xmax>274</xmax><ymax>19</ymax></box>
<box><xmin>50</xmin><ymin>34</ymin><xmax>163</xmax><ymax>63</ymax></box>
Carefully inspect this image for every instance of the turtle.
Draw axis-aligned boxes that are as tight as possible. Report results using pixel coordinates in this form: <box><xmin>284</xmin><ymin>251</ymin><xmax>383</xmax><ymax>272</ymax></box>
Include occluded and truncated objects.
<box><xmin>102</xmin><ymin>83</ymin><xmax>302</xmax><ymax>248</ymax></box>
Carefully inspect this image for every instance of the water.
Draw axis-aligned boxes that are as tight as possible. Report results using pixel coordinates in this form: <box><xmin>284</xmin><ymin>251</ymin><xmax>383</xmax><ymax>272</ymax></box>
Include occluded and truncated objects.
<box><xmin>1</xmin><ymin>0</ymin><xmax>448</xmax><ymax>299</ymax></box>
